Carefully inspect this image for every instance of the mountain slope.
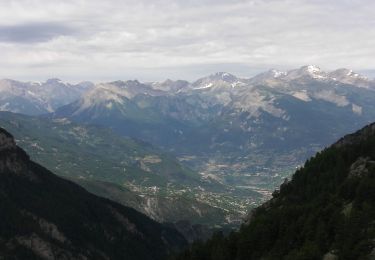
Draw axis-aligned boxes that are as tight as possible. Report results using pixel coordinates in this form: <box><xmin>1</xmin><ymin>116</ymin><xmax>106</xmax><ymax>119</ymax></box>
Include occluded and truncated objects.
<box><xmin>0</xmin><ymin>112</ymin><xmax>199</xmax><ymax>187</ymax></box>
<box><xmin>176</xmin><ymin>123</ymin><xmax>375</xmax><ymax>259</ymax></box>
<box><xmin>0</xmin><ymin>112</ymin><xmax>244</xmax><ymax>227</ymax></box>
<box><xmin>0</xmin><ymin>127</ymin><xmax>187</xmax><ymax>259</ymax></box>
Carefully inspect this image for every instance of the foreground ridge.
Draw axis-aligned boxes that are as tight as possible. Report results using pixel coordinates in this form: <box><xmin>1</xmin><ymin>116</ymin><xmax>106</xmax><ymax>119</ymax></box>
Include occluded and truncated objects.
<box><xmin>0</xmin><ymin>127</ymin><xmax>187</xmax><ymax>260</ymax></box>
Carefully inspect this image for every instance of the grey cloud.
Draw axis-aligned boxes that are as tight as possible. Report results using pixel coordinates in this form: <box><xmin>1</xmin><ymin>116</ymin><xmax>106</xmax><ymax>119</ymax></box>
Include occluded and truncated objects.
<box><xmin>0</xmin><ymin>23</ymin><xmax>76</xmax><ymax>43</ymax></box>
<box><xmin>0</xmin><ymin>0</ymin><xmax>374</xmax><ymax>81</ymax></box>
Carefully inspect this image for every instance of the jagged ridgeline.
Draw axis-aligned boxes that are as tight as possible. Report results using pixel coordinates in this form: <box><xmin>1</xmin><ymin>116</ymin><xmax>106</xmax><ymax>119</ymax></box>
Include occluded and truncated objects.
<box><xmin>0</xmin><ymin>127</ymin><xmax>187</xmax><ymax>259</ymax></box>
<box><xmin>176</xmin><ymin>123</ymin><xmax>375</xmax><ymax>259</ymax></box>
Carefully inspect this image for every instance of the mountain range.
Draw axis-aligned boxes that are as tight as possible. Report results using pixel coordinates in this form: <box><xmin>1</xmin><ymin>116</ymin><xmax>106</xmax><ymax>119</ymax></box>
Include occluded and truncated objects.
<box><xmin>0</xmin><ymin>78</ymin><xmax>93</xmax><ymax>115</ymax></box>
<box><xmin>52</xmin><ymin>66</ymin><xmax>375</xmax><ymax>192</ymax></box>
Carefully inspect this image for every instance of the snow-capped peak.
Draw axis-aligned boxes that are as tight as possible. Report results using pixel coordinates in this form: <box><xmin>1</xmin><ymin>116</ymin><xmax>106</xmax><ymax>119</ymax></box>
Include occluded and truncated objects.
<box><xmin>220</xmin><ymin>72</ymin><xmax>230</xmax><ymax>79</ymax></box>
<box><xmin>329</xmin><ymin>68</ymin><xmax>368</xmax><ymax>80</ymax></box>
<box><xmin>211</xmin><ymin>72</ymin><xmax>237</xmax><ymax>82</ymax></box>
<box><xmin>270</xmin><ymin>69</ymin><xmax>287</xmax><ymax>78</ymax></box>
<box><xmin>306</xmin><ymin>65</ymin><xmax>321</xmax><ymax>74</ymax></box>
<box><xmin>192</xmin><ymin>72</ymin><xmax>239</xmax><ymax>89</ymax></box>
<box><xmin>247</xmin><ymin>69</ymin><xmax>288</xmax><ymax>84</ymax></box>
<box><xmin>328</xmin><ymin>68</ymin><xmax>373</xmax><ymax>88</ymax></box>
<box><xmin>346</xmin><ymin>69</ymin><xmax>367</xmax><ymax>79</ymax></box>
<box><xmin>285</xmin><ymin>65</ymin><xmax>327</xmax><ymax>80</ymax></box>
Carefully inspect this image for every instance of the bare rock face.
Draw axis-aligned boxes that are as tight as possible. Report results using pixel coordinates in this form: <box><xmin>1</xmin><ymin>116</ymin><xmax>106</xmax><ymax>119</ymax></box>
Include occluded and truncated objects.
<box><xmin>349</xmin><ymin>157</ymin><xmax>375</xmax><ymax>178</ymax></box>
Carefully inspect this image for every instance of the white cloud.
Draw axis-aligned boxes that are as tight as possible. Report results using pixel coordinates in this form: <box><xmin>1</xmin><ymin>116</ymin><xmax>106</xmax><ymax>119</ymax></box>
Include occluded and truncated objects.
<box><xmin>0</xmin><ymin>0</ymin><xmax>374</xmax><ymax>81</ymax></box>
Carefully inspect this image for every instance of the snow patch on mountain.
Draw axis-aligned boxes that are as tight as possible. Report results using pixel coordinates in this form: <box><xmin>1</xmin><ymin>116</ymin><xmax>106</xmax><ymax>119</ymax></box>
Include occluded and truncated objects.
<box><xmin>221</xmin><ymin>72</ymin><xmax>230</xmax><ymax>78</ymax></box>
<box><xmin>271</xmin><ymin>69</ymin><xmax>287</xmax><ymax>78</ymax></box>
<box><xmin>231</xmin><ymin>81</ymin><xmax>244</xmax><ymax>88</ymax></box>
<box><xmin>346</xmin><ymin>69</ymin><xmax>367</xmax><ymax>79</ymax></box>
<box><xmin>192</xmin><ymin>72</ymin><xmax>240</xmax><ymax>90</ymax></box>
<box><xmin>306</xmin><ymin>65</ymin><xmax>321</xmax><ymax>74</ymax></box>
<box><xmin>194</xmin><ymin>83</ymin><xmax>213</xmax><ymax>90</ymax></box>
<box><xmin>304</xmin><ymin>65</ymin><xmax>327</xmax><ymax>79</ymax></box>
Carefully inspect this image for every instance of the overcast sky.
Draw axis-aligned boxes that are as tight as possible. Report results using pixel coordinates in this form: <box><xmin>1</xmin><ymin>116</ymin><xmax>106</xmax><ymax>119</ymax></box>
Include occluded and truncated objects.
<box><xmin>0</xmin><ymin>0</ymin><xmax>374</xmax><ymax>82</ymax></box>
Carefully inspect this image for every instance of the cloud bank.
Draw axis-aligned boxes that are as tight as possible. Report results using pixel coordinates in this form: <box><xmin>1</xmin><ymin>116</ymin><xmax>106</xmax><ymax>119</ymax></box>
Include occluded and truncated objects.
<box><xmin>0</xmin><ymin>0</ymin><xmax>374</xmax><ymax>81</ymax></box>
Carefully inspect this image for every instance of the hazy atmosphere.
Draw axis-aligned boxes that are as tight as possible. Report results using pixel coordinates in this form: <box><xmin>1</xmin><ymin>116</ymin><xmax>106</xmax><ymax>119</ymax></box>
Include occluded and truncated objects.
<box><xmin>1</xmin><ymin>1</ymin><xmax>375</xmax><ymax>259</ymax></box>
<box><xmin>1</xmin><ymin>0</ymin><xmax>374</xmax><ymax>81</ymax></box>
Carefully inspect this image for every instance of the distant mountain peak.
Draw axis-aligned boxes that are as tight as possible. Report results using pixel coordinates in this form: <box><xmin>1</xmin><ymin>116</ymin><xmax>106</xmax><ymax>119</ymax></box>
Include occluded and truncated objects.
<box><xmin>163</xmin><ymin>79</ymin><xmax>174</xmax><ymax>84</ymax></box>
<box><xmin>151</xmin><ymin>79</ymin><xmax>190</xmax><ymax>92</ymax></box>
<box><xmin>285</xmin><ymin>65</ymin><xmax>327</xmax><ymax>80</ymax></box>
<box><xmin>298</xmin><ymin>65</ymin><xmax>324</xmax><ymax>77</ymax></box>
<box><xmin>110</xmin><ymin>79</ymin><xmax>142</xmax><ymax>87</ymax></box>
<box><xmin>249</xmin><ymin>69</ymin><xmax>287</xmax><ymax>84</ymax></box>
<box><xmin>329</xmin><ymin>68</ymin><xmax>368</xmax><ymax>80</ymax></box>
<box><xmin>45</xmin><ymin>78</ymin><xmax>63</xmax><ymax>84</ymax></box>
<box><xmin>210</xmin><ymin>72</ymin><xmax>237</xmax><ymax>82</ymax></box>
<box><xmin>79</xmin><ymin>83</ymin><xmax>129</xmax><ymax>108</ymax></box>
<box><xmin>303</xmin><ymin>65</ymin><xmax>321</xmax><ymax>73</ymax></box>
<box><xmin>192</xmin><ymin>72</ymin><xmax>240</xmax><ymax>89</ymax></box>
<box><xmin>328</xmin><ymin>68</ymin><xmax>374</xmax><ymax>89</ymax></box>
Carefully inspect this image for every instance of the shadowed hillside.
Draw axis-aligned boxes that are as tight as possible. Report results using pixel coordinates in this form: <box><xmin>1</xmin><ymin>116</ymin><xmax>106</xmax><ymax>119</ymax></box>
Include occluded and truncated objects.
<box><xmin>0</xmin><ymin>127</ymin><xmax>187</xmax><ymax>259</ymax></box>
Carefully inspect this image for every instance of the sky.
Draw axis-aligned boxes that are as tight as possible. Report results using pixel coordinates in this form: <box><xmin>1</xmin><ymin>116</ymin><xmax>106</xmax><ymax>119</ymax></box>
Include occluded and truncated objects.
<box><xmin>0</xmin><ymin>0</ymin><xmax>374</xmax><ymax>82</ymax></box>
